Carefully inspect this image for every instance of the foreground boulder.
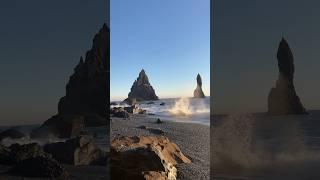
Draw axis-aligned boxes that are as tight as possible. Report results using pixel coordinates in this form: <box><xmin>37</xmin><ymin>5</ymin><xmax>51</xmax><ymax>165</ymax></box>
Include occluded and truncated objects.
<box><xmin>193</xmin><ymin>74</ymin><xmax>205</xmax><ymax>98</ymax></box>
<box><xmin>12</xmin><ymin>156</ymin><xmax>69</xmax><ymax>179</ymax></box>
<box><xmin>268</xmin><ymin>38</ymin><xmax>307</xmax><ymax>115</ymax></box>
<box><xmin>0</xmin><ymin>143</ymin><xmax>68</xmax><ymax>178</ymax></box>
<box><xmin>31</xmin><ymin>24</ymin><xmax>109</xmax><ymax>139</ymax></box>
<box><xmin>125</xmin><ymin>69</ymin><xmax>158</xmax><ymax>104</ymax></box>
<box><xmin>0</xmin><ymin>128</ymin><xmax>25</xmax><ymax>141</ymax></box>
<box><xmin>9</xmin><ymin>143</ymin><xmax>48</xmax><ymax>163</ymax></box>
<box><xmin>43</xmin><ymin>135</ymin><xmax>103</xmax><ymax>166</ymax></box>
<box><xmin>111</xmin><ymin>136</ymin><xmax>191</xmax><ymax>180</ymax></box>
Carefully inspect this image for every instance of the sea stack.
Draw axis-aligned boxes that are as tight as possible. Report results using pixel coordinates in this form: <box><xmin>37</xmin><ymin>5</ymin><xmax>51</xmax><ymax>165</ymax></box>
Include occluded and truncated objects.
<box><xmin>125</xmin><ymin>69</ymin><xmax>158</xmax><ymax>104</ymax></box>
<box><xmin>194</xmin><ymin>74</ymin><xmax>205</xmax><ymax>98</ymax></box>
<box><xmin>31</xmin><ymin>24</ymin><xmax>109</xmax><ymax>138</ymax></box>
<box><xmin>267</xmin><ymin>38</ymin><xmax>307</xmax><ymax>115</ymax></box>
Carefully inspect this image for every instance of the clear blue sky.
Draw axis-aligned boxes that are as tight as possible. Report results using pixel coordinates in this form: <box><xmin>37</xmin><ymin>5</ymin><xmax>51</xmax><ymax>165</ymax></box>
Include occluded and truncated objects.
<box><xmin>111</xmin><ymin>0</ymin><xmax>210</xmax><ymax>100</ymax></box>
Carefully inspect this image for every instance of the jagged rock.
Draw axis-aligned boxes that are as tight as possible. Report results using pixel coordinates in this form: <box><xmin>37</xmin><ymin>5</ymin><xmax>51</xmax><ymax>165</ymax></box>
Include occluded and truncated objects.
<box><xmin>58</xmin><ymin>24</ymin><xmax>109</xmax><ymax>120</ymax></box>
<box><xmin>0</xmin><ymin>128</ymin><xmax>25</xmax><ymax>141</ymax></box>
<box><xmin>31</xmin><ymin>24</ymin><xmax>109</xmax><ymax>138</ymax></box>
<box><xmin>30</xmin><ymin>114</ymin><xmax>85</xmax><ymax>139</ymax></box>
<box><xmin>43</xmin><ymin>135</ymin><xmax>103</xmax><ymax>166</ymax></box>
<box><xmin>126</xmin><ymin>69</ymin><xmax>158</xmax><ymax>103</ymax></box>
<box><xmin>11</xmin><ymin>156</ymin><xmax>69</xmax><ymax>179</ymax></box>
<box><xmin>193</xmin><ymin>74</ymin><xmax>205</xmax><ymax>98</ymax></box>
<box><xmin>110</xmin><ymin>136</ymin><xmax>191</xmax><ymax>180</ymax></box>
<box><xmin>268</xmin><ymin>38</ymin><xmax>307</xmax><ymax>115</ymax></box>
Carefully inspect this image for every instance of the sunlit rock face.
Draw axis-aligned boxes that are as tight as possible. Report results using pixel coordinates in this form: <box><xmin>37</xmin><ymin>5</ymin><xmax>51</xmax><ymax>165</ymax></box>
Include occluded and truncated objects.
<box><xmin>268</xmin><ymin>38</ymin><xmax>307</xmax><ymax>115</ymax></box>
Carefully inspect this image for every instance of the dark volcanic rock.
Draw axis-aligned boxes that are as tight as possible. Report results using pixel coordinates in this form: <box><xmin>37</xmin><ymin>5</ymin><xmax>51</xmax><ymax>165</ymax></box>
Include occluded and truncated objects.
<box><xmin>9</xmin><ymin>143</ymin><xmax>48</xmax><ymax>164</ymax></box>
<box><xmin>110</xmin><ymin>107</ymin><xmax>130</xmax><ymax>118</ymax></box>
<box><xmin>126</xmin><ymin>69</ymin><xmax>158</xmax><ymax>103</ymax></box>
<box><xmin>0</xmin><ymin>145</ymin><xmax>12</xmax><ymax>164</ymax></box>
<box><xmin>268</xmin><ymin>38</ymin><xmax>307</xmax><ymax>115</ymax></box>
<box><xmin>30</xmin><ymin>114</ymin><xmax>85</xmax><ymax>139</ymax></box>
<box><xmin>193</xmin><ymin>74</ymin><xmax>205</xmax><ymax>98</ymax></box>
<box><xmin>43</xmin><ymin>135</ymin><xmax>103</xmax><ymax>166</ymax></box>
<box><xmin>0</xmin><ymin>128</ymin><xmax>25</xmax><ymax>141</ymax></box>
<box><xmin>31</xmin><ymin>24</ymin><xmax>109</xmax><ymax>138</ymax></box>
<box><xmin>58</xmin><ymin>24</ymin><xmax>109</xmax><ymax>119</ymax></box>
<box><xmin>12</xmin><ymin>156</ymin><xmax>69</xmax><ymax>179</ymax></box>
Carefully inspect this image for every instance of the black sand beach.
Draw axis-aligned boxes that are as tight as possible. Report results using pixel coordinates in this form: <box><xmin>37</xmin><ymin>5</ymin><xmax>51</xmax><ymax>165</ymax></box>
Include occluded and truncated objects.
<box><xmin>111</xmin><ymin>114</ymin><xmax>210</xmax><ymax>180</ymax></box>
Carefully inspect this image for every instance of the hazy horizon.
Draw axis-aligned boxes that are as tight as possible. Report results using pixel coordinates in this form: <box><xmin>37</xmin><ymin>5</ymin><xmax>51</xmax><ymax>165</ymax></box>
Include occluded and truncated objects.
<box><xmin>110</xmin><ymin>0</ymin><xmax>210</xmax><ymax>100</ymax></box>
<box><xmin>213</xmin><ymin>0</ymin><xmax>320</xmax><ymax>114</ymax></box>
<box><xmin>0</xmin><ymin>1</ymin><xmax>108</xmax><ymax>126</ymax></box>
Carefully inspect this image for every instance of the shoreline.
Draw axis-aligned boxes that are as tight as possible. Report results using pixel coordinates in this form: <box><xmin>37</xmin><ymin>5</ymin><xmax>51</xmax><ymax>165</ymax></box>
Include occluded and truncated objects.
<box><xmin>111</xmin><ymin>114</ymin><xmax>210</xmax><ymax>180</ymax></box>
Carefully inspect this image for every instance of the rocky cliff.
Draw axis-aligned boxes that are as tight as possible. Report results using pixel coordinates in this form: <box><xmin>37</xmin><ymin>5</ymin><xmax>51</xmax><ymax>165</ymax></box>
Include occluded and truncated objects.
<box><xmin>268</xmin><ymin>38</ymin><xmax>307</xmax><ymax>115</ymax></box>
<box><xmin>31</xmin><ymin>24</ymin><xmax>109</xmax><ymax>138</ymax></box>
<box><xmin>125</xmin><ymin>69</ymin><xmax>158</xmax><ymax>103</ymax></box>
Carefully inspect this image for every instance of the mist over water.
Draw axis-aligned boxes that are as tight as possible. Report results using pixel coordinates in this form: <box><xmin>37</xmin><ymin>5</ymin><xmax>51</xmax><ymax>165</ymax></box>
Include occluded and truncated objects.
<box><xmin>139</xmin><ymin>97</ymin><xmax>210</xmax><ymax>125</ymax></box>
<box><xmin>212</xmin><ymin>112</ymin><xmax>320</xmax><ymax>179</ymax></box>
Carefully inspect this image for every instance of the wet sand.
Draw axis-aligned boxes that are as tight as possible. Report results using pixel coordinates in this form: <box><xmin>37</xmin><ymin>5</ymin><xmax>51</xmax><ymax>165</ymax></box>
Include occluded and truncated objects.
<box><xmin>111</xmin><ymin>114</ymin><xmax>210</xmax><ymax>180</ymax></box>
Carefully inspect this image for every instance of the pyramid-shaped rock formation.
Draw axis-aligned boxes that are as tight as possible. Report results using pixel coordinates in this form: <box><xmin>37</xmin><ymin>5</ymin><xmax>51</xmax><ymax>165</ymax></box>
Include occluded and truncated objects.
<box><xmin>194</xmin><ymin>74</ymin><xmax>205</xmax><ymax>98</ymax></box>
<box><xmin>125</xmin><ymin>69</ymin><xmax>158</xmax><ymax>103</ymax></box>
<box><xmin>268</xmin><ymin>38</ymin><xmax>307</xmax><ymax>115</ymax></box>
<box><xmin>31</xmin><ymin>24</ymin><xmax>109</xmax><ymax>138</ymax></box>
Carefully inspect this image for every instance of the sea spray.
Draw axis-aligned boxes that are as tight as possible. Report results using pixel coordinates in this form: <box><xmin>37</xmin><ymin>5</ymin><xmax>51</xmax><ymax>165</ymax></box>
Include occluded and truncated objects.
<box><xmin>169</xmin><ymin>98</ymin><xmax>192</xmax><ymax>116</ymax></box>
<box><xmin>212</xmin><ymin>113</ymin><xmax>320</xmax><ymax>178</ymax></box>
<box><xmin>168</xmin><ymin>97</ymin><xmax>210</xmax><ymax>117</ymax></box>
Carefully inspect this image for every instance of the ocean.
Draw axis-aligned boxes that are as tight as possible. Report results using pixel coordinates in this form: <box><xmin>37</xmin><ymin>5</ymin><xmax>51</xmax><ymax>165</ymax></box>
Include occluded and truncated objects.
<box><xmin>112</xmin><ymin>97</ymin><xmax>210</xmax><ymax>126</ymax></box>
<box><xmin>212</xmin><ymin>111</ymin><xmax>320</xmax><ymax>179</ymax></box>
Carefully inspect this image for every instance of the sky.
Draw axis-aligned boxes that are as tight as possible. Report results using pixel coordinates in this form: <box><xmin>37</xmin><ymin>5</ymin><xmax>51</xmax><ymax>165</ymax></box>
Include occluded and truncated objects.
<box><xmin>0</xmin><ymin>0</ymin><xmax>108</xmax><ymax>126</ymax></box>
<box><xmin>213</xmin><ymin>0</ymin><xmax>320</xmax><ymax>114</ymax></box>
<box><xmin>110</xmin><ymin>0</ymin><xmax>210</xmax><ymax>101</ymax></box>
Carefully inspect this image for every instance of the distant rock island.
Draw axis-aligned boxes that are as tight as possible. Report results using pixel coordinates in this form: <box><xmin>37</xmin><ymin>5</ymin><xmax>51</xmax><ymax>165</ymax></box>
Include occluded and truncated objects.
<box><xmin>124</xmin><ymin>69</ymin><xmax>158</xmax><ymax>104</ymax></box>
<box><xmin>31</xmin><ymin>24</ymin><xmax>109</xmax><ymax>138</ymax></box>
<box><xmin>194</xmin><ymin>74</ymin><xmax>205</xmax><ymax>98</ymax></box>
<box><xmin>268</xmin><ymin>38</ymin><xmax>307</xmax><ymax>115</ymax></box>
